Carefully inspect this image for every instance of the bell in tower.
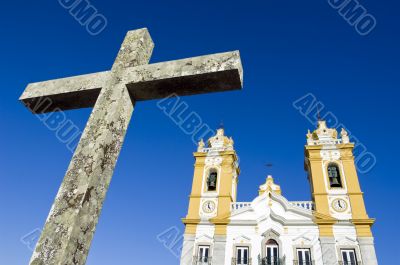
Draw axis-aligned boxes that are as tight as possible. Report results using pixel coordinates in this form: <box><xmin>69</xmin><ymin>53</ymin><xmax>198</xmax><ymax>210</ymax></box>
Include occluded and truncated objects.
<box><xmin>327</xmin><ymin>163</ymin><xmax>342</xmax><ymax>188</ymax></box>
<box><xmin>207</xmin><ymin>171</ymin><xmax>218</xmax><ymax>191</ymax></box>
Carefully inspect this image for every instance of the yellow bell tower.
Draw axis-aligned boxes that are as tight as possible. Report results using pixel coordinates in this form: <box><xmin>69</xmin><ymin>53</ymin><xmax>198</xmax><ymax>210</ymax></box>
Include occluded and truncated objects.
<box><xmin>182</xmin><ymin>128</ymin><xmax>240</xmax><ymax>235</ymax></box>
<box><xmin>304</xmin><ymin>120</ymin><xmax>375</xmax><ymax>238</ymax></box>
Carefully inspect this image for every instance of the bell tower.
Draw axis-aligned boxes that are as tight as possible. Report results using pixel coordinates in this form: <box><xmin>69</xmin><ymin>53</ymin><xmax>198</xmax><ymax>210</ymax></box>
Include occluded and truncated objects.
<box><xmin>304</xmin><ymin>120</ymin><xmax>377</xmax><ymax>265</ymax></box>
<box><xmin>181</xmin><ymin>128</ymin><xmax>239</xmax><ymax>265</ymax></box>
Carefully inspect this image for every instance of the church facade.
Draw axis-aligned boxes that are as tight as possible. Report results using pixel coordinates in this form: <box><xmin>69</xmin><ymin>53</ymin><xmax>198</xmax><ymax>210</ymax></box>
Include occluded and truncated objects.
<box><xmin>180</xmin><ymin>121</ymin><xmax>378</xmax><ymax>265</ymax></box>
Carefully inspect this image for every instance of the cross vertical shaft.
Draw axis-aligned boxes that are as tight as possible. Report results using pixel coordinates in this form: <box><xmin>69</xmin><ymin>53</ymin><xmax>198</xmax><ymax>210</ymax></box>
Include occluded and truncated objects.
<box><xmin>21</xmin><ymin>27</ymin><xmax>243</xmax><ymax>265</ymax></box>
<box><xmin>30</xmin><ymin>29</ymin><xmax>154</xmax><ymax>265</ymax></box>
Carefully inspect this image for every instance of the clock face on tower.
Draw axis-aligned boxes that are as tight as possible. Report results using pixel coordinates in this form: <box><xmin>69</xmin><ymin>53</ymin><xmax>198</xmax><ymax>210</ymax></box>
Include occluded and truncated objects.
<box><xmin>332</xmin><ymin>198</ymin><xmax>348</xmax><ymax>212</ymax></box>
<box><xmin>202</xmin><ymin>200</ymin><xmax>216</xmax><ymax>213</ymax></box>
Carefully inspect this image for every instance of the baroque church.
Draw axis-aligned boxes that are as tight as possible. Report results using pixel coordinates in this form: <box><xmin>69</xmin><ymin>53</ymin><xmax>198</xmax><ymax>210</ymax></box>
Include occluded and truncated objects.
<box><xmin>180</xmin><ymin>121</ymin><xmax>378</xmax><ymax>265</ymax></box>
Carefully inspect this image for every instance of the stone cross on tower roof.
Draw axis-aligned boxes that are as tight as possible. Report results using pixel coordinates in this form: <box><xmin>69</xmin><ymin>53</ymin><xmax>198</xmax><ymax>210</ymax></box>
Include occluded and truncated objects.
<box><xmin>20</xmin><ymin>28</ymin><xmax>243</xmax><ymax>265</ymax></box>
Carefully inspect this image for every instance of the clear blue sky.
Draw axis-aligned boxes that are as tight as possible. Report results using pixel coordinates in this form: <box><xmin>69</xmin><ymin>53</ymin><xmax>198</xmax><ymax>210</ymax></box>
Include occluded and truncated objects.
<box><xmin>1</xmin><ymin>0</ymin><xmax>398</xmax><ymax>264</ymax></box>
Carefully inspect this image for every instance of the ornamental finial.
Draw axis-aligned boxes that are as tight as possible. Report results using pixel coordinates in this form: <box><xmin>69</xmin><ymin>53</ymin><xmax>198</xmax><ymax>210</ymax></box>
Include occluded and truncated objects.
<box><xmin>341</xmin><ymin>128</ymin><xmax>350</xmax><ymax>144</ymax></box>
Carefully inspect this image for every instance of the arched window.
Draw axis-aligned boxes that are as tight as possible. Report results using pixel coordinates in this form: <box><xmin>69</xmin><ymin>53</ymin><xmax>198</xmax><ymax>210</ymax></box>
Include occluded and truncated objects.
<box><xmin>266</xmin><ymin>239</ymin><xmax>278</xmax><ymax>245</ymax></box>
<box><xmin>265</xmin><ymin>239</ymin><xmax>279</xmax><ymax>265</ymax></box>
<box><xmin>327</xmin><ymin>163</ymin><xmax>342</xmax><ymax>188</ymax></box>
<box><xmin>207</xmin><ymin>170</ymin><xmax>218</xmax><ymax>191</ymax></box>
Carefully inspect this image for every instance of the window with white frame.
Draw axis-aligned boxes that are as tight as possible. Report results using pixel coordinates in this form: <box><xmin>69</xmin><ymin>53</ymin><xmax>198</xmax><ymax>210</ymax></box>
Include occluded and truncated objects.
<box><xmin>197</xmin><ymin>245</ymin><xmax>210</xmax><ymax>263</ymax></box>
<box><xmin>296</xmin><ymin>248</ymin><xmax>312</xmax><ymax>265</ymax></box>
<box><xmin>265</xmin><ymin>239</ymin><xmax>279</xmax><ymax>264</ymax></box>
<box><xmin>341</xmin><ymin>249</ymin><xmax>358</xmax><ymax>265</ymax></box>
<box><xmin>236</xmin><ymin>247</ymin><xmax>249</xmax><ymax>265</ymax></box>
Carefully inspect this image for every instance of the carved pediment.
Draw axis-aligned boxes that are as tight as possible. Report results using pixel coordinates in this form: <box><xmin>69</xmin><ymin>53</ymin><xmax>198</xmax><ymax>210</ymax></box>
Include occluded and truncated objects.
<box><xmin>262</xmin><ymin>228</ymin><xmax>280</xmax><ymax>239</ymax></box>
<box><xmin>292</xmin><ymin>232</ymin><xmax>314</xmax><ymax>244</ymax></box>
<box><xmin>337</xmin><ymin>236</ymin><xmax>358</xmax><ymax>245</ymax></box>
<box><xmin>195</xmin><ymin>234</ymin><xmax>213</xmax><ymax>243</ymax></box>
<box><xmin>233</xmin><ymin>235</ymin><xmax>251</xmax><ymax>243</ymax></box>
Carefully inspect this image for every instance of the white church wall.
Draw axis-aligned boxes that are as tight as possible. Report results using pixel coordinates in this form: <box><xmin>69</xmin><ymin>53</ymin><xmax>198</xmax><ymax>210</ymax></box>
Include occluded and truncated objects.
<box><xmin>225</xmin><ymin>225</ymin><xmax>258</xmax><ymax>265</ymax></box>
<box><xmin>225</xmin><ymin>222</ymin><xmax>323</xmax><ymax>265</ymax></box>
<box><xmin>193</xmin><ymin>223</ymin><xmax>215</xmax><ymax>257</ymax></box>
<box><xmin>333</xmin><ymin>223</ymin><xmax>362</xmax><ymax>263</ymax></box>
<box><xmin>287</xmin><ymin>226</ymin><xmax>323</xmax><ymax>265</ymax></box>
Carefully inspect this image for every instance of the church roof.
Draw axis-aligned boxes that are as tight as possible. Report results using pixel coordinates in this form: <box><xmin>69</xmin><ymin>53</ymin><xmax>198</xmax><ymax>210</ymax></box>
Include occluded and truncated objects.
<box><xmin>228</xmin><ymin>190</ymin><xmax>316</xmax><ymax>226</ymax></box>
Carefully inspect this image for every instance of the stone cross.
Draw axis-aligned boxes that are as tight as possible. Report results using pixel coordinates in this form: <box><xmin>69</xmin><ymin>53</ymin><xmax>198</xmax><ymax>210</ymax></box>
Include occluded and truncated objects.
<box><xmin>20</xmin><ymin>28</ymin><xmax>243</xmax><ymax>265</ymax></box>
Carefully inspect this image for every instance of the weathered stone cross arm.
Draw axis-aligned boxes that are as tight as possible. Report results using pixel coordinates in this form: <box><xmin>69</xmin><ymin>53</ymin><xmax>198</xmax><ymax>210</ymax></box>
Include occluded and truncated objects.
<box><xmin>19</xmin><ymin>28</ymin><xmax>243</xmax><ymax>265</ymax></box>
<box><xmin>20</xmin><ymin>51</ymin><xmax>242</xmax><ymax>113</ymax></box>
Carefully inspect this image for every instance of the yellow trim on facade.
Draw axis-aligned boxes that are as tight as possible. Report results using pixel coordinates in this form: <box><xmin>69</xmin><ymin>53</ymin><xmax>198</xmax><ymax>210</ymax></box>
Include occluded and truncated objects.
<box><xmin>317</xmin><ymin>225</ymin><xmax>335</xmax><ymax>237</ymax></box>
<box><xmin>305</xmin><ymin>141</ymin><xmax>373</xmax><ymax>222</ymax></box>
<box><xmin>352</xmin><ymin>218</ymin><xmax>375</xmax><ymax>237</ymax></box>
<box><xmin>184</xmin><ymin>224</ymin><xmax>198</xmax><ymax>235</ymax></box>
<box><xmin>312</xmin><ymin>211</ymin><xmax>337</xmax><ymax>236</ymax></box>
<box><xmin>183</xmin><ymin>132</ymin><xmax>239</xmax><ymax>234</ymax></box>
